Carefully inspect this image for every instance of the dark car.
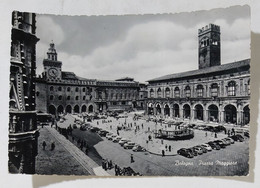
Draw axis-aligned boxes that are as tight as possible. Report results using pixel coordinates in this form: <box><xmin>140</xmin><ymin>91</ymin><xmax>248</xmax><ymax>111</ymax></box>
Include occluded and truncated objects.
<box><xmin>230</xmin><ymin>134</ymin><xmax>244</xmax><ymax>142</ymax></box>
<box><xmin>244</xmin><ymin>131</ymin><xmax>250</xmax><ymax>138</ymax></box>
<box><xmin>90</xmin><ymin>127</ymin><xmax>100</xmax><ymax>133</ymax></box>
<box><xmin>177</xmin><ymin>148</ymin><xmax>193</xmax><ymax>158</ymax></box>
<box><xmin>98</xmin><ymin>130</ymin><xmax>109</xmax><ymax>137</ymax></box>
<box><xmin>208</xmin><ymin>141</ymin><xmax>221</xmax><ymax>150</ymax></box>
<box><xmin>213</xmin><ymin>140</ymin><xmax>226</xmax><ymax>148</ymax></box>
<box><xmin>80</xmin><ymin>125</ymin><xmax>87</xmax><ymax>131</ymax></box>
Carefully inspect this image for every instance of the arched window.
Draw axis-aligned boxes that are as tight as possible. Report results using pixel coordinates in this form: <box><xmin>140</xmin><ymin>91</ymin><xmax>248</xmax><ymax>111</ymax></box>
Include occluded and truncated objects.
<box><xmin>50</xmin><ymin>86</ymin><xmax>54</xmax><ymax>91</ymax></box>
<box><xmin>83</xmin><ymin>96</ymin><xmax>86</xmax><ymax>100</ymax></box>
<box><xmin>50</xmin><ymin>95</ymin><xmax>54</xmax><ymax>100</ymax></box>
<box><xmin>75</xmin><ymin>87</ymin><xmax>79</xmax><ymax>92</ymax></box>
<box><xmin>211</xmin><ymin>83</ymin><xmax>218</xmax><ymax>97</ymax></box>
<box><xmin>228</xmin><ymin>81</ymin><xmax>236</xmax><ymax>96</ymax></box>
<box><xmin>184</xmin><ymin>85</ymin><xmax>191</xmax><ymax>98</ymax></box>
<box><xmin>67</xmin><ymin>87</ymin><xmax>71</xmax><ymax>92</ymax></box>
<box><xmin>174</xmin><ymin>87</ymin><xmax>180</xmax><ymax>98</ymax></box>
<box><xmin>157</xmin><ymin>88</ymin><xmax>162</xmax><ymax>98</ymax></box>
<box><xmin>58</xmin><ymin>86</ymin><xmax>62</xmax><ymax>91</ymax></box>
<box><xmin>58</xmin><ymin>95</ymin><xmax>62</xmax><ymax>100</ymax></box>
<box><xmin>165</xmin><ymin>87</ymin><xmax>170</xmax><ymax>98</ymax></box>
<box><xmin>67</xmin><ymin>96</ymin><xmax>70</xmax><ymax>100</ymax></box>
<box><xmin>196</xmin><ymin>85</ymin><xmax>203</xmax><ymax>97</ymax></box>
<box><xmin>75</xmin><ymin>96</ymin><xmax>79</xmax><ymax>100</ymax></box>
<box><xmin>150</xmin><ymin>89</ymin><xmax>154</xmax><ymax>98</ymax></box>
<box><xmin>82</xmin><ymin>87</ymin><xmax>86</xmax><ymax>92</ymax></box>
<box><xmin>247</xmin><ymin>79</ymin><xmax>250</xmax><ymax>95</ymax></box>
<box><xmin>36</xmin><ymin>91</ymin><xmax>40</xmax><ymax>97</ymax></box>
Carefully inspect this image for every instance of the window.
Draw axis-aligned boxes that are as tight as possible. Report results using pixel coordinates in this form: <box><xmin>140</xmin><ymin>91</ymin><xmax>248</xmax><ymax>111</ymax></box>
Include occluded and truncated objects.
<box><xmin>150</xmin><ymin>89</ymin><xmax>154</xmax><ymax>98</ymax></box>
<box><xmin>174</xmin><ymin>87</ymin><xmax>180</xmax><ymax>98</ymax></box>
<box><xmin>50</xmin><ymin>95</ymin><xmax>54</xmax><ymax>100</ymax></box>
<box><xmin>122</xmin><ymin>101</ymin><xmax>126</xmax><ymax>105</ymax></box>
<box><xmin>58</xmin><ymin>95</ymin><xmax>62</xmax><ymax>100</ymax></box>
<box><xmin>50</xmin><ymin>86</ymin><xmax>54</xmax><ymax>91</ymax></box>
<box><xmin>75</xmin><ymin>96</ymin><xmax>79</xmax><ymax>100</ymax></box>
<box><xmin>67</xmin><ymin>87</ymin><xmax>71</xmax><ymax>92</ymax></box>
<box><xmin>248</xmin><ymin>79</ymin><xmax>250</xmax><ymax>95</ymax></box>
<box><xmin>165</xmin><ymin>87</ymin><xmax>170</xmax><ymax>98</ymax></box>
<box><xmin>75</xmin><ymin>87</ymin><xmax>79</xmax><ymax>92</ymax></box>
<box><xmin>112</xmin><ymin>102</ymin><xmax>117</xmax><ymax>105</ymax></box>
<box><xmin>196</xmin><ymin>85</ymin><xmax>203</xmax><ymax>97</ymax></box>
<box><xmin>157</xmin><ymin>88</ymin><xmax>162</xmax><ymax>98</ymax></box>
<box><xmin>58</xmin><ymin>86</ymin><xmax>62</xmax><ymax>91</ymax></box>
<box><xmin>83</xmin><ymin>96</ymin><xmax>86</xmax><ymax>100</ymax></box>
<box><xmin>184</xmin><ymin>86</ymin><xmax>191</xmax><ymax>98</ymax></box>
<box><xmin>82</xmin><ymin>87</ymin><xmax>86</xmax><ymax>92</ymax></box>
<box><xmin>228</xmin><ymin>81</ymin><xmax>236</xmax><ymax>96</ymax></box>
<box><xmin>67</xmin><ymin>96</ymin><xmax>70</xmax><ymax>100</ymax></box>
<box><xmin>211</xmin><ymin>83</ymin><xmax>218</xmax><ymax>97</ymax></box>
<box><xmin>36</xmin><ymin>91</ymin><xmax>40</xmax><ymax>96</ymax></box>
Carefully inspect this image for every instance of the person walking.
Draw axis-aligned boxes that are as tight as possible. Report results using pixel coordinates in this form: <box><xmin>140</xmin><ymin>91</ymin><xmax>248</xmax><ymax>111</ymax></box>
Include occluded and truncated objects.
<box><xmin>42</xmin><ymin>141</ymin><xmax>46</xmax><ymax>150</ymax></box>
<box><xmin>50</xmin><ymin>142</ymin><xmax>55</xmax><ymax>151</ymax></box>
<box><xmin>130</xmin><ymin>154</ymin><xmax>134</xmax><ymax>163</ymax></box>
<box><xmin>205</xmin><ymin>131</ymin><xmax>207</xmax><ymax>137</ymax></box>
<box><xmin>168</xmin><ymin>145</ymin><xmax>171</xmax><ymax>152</ymax></box>
<box><xmin>162</xmin><ymin>149</ymin><xmax>165</xmax><ymax>157</ymax></box>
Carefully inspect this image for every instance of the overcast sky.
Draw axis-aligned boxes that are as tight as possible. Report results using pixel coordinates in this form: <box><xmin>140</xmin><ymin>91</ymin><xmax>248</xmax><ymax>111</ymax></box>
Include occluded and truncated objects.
<box><xmin>35</xmin><ymin>5</ymin><xmax>250</xmax><ymax>83</ymax></box>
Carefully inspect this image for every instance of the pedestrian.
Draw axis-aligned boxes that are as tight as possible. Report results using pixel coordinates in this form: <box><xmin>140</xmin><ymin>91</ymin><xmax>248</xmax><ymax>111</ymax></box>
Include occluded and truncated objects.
<box><xmin>130</xmin><ymin>154</ymin><xmax>134</xmax><ymax>163</ymax></box>
<box><xmin>50</xmin><ymin>142</ymin><xmax>55</xmax><ymax>151</ymax></box>
<box><xmin>85</xmin><ymin>148</ymin><xmax>88</xmax><ymax>155</ymax></box>
<box><xmin>215</xmin><ymin>132</ymin><xmax>218</xmax><ymax>138</ymax></box>
<box><xmin>161</xmin><ymin>139</ymin><xmax>164</xmax><ymax>144</ymax></box>
<box><xmin>169</xmin><ymin>145</ymin><xmax>171</xmax><ymax>152</ymax></box>
<box><xmin>205</xmin><ymin>131</ymin><xmax>207</xmax><ymax>137</ymax></box>
<box><xmin>142</xmin><ymin>123</ymin><xmax>144</xmax><ymax>129</ymax></box>
<box><xmin>42</xmin><ymin>141</ymin><xmax>46</xmax><ymax>150</ymax></box>
<box><xmin>162</xmin><ymin>149</ymin><xmax>165</xmax><ymax>157</ymax></box>
<box><xmin>165</xmin><ymin>144</ymin><xmax>168</xmax><ymax>151</ymax></box>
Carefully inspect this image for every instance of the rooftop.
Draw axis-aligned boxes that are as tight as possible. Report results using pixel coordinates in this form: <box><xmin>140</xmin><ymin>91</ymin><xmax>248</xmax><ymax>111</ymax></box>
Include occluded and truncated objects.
<box><xmin>147</xmin><ymin>59</ymin><xmax>250</xmax><ymax>83</ymax></box>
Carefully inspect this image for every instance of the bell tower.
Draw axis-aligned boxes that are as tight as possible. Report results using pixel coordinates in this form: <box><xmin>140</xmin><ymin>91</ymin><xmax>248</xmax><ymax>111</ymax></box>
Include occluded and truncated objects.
<box><xmin>198</xmin><ymin>24</ymin><xmax>221</xmax><ymax>69</ymax></box>
<box><xmin>43</xmin><ymin>42</ymin><xmax>62</xmax><ymax>81</ymax></box>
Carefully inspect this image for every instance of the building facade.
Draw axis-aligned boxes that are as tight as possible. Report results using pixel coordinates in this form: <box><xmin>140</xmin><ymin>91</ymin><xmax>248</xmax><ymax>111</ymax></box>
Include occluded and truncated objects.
<box><xmin>9</xmin><ymin>11</ymin><xmax>39</xmax><ymax>173</ymax></box>
<box><xmin>146</xmin><ymin>24</ymin><xmax>250</xmax><ymax>126</ymax></box>
<box><xmin>36</xmin><ymin>43</ymin><xmax>146</xmax><ymax>116</ymax></box>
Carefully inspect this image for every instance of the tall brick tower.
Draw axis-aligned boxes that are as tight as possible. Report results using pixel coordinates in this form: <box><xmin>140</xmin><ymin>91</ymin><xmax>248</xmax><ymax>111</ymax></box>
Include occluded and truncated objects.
<box><xmin>198</xmin><ymin>24</ymin><xmax>221</xmax><ymax>69</ymax></box>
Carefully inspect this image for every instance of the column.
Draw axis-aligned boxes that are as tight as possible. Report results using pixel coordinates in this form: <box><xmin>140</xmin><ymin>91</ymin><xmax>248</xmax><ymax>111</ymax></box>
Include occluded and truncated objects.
<box><xmin>219</xmin><ymin>110</ymin><xmax>224</xmax><ymax>123</ymax></box>
<box><xmin>237</xmin><ymin>110</ymin><xmax>242</xmax><ymax>126</ymax></box>
<box><xmin>191</xmin><ymin>109</ymin><xmax>195</xmax><ymax>122</ymax></box>
<box><xmin>180</xmin><ymin>107</ymin><xmax>184</xmax><ymax>120</ymax></box>
<box><xmin>170</xmin><ymin>107</ymin><xmax>173</xmax><ymax>118</ymax></box>
<box><xmin>204</xmin><ymin>109</ymin><xmax>208</xmax><ymax>122</ymax></box>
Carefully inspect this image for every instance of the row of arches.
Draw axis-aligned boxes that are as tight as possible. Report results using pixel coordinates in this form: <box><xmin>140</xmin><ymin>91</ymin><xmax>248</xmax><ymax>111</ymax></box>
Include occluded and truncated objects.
<box><xmin>148</xmin><ymin>103</ymin><xmax>250</xmax><ymax>125</ymax></box>
<box><xmin>49</xmin><ymin>104</ymin><xmax>94</xmax><ymax>116</ymax></box>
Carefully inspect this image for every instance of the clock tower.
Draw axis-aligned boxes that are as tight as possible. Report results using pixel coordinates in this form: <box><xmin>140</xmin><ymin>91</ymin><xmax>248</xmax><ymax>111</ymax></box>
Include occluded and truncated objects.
<box><xmin>198</xmin><ymin>24</ymin><xmax>221</xmax><ymax>69</ymax></box>
<box><xmin>43</xmin><ymin>42</ymin><xmax>62</xmax><ymax>81</ymax></box>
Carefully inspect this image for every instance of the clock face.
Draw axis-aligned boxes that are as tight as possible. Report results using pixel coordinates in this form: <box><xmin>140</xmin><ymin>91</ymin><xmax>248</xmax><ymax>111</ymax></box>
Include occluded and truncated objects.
<box><xmin>48</xmin><ymin>68</ymin><xmax>59</xmax><ymax>78</ymax></box>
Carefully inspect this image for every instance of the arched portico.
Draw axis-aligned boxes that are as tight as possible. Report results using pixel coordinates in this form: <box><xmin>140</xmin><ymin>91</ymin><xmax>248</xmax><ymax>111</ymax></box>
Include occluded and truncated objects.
<box><xmin>224</xmin><ymin>104</ymin><xmax>237</xmax><ymax>124</ymax></box>
<box><xmin>57</xmin><ymin>105</ymin><xmax>64</xmax><ymax>114</ymax></box>
<box><xmin>74</xmin><ymin>105</ymin><xmax>80</xmax><ymax>113</ymax></box>
<box><xmin>208</xmin><ymin>104</ymin><xmax>219</xmax><ymax>122</ymax></box>
<box><xmin>164</xmin><ymin>104</ymin><xmax>170</xmax><ymax>117</ymax></box>
<box><xmin>183</xmin><ymin>104</ymin><xmax>191</xmax><ymax>119</ymax></box>
<box><xmin>49</xmin><ymin>105</ymin><xmax>56</xmax><ymax>116</ymax></box>
<box><xmin>88</xmin><ymin>104</ymin><xmax>94</xmax><ymax>113</ymax></box>
<box><xmin>194</xmin><ymin>104</ymin><xmax>203</xmax><ymax>120</ymax></box>
<box><xmin>66</xmin><ymin>105</ymin><xmax>72</xmax><ymax>113</ymax></box>
<box><xmin>81</xmin><ymin>105</ymin><xmax>87</xmax><ymax>113</ymax></box>
<box><xmin>243</xmin><ymin>105</ymin><xmax>250</xmax><ymax>125</ymax></box>
<box><xmin>173</xmin><ymin>104</ymin><xmax>180</xmax><ymax>118</ymax></box>
<box><xmin>156</xmin><ymin>104</ymin><xmax>161</xmax><ymax>115</ymax></box>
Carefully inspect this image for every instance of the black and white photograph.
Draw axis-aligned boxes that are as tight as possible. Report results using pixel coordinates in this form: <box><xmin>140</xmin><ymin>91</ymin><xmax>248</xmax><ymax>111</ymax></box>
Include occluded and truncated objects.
<box><xmin>8</xmin><ymin>5</ymin><xmax>250</xmax><ymax>177</ymax></box>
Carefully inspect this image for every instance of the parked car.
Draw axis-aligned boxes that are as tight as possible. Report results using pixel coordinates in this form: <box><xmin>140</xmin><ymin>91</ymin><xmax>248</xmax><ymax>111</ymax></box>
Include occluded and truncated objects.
<box><xmin>132</xmin><ymin>145</ymin><xmax>146</xmax><ymax>152</ymax></box>
<box><xmin>208</xmin><ymin>141</ymin><xmax>221</xmax><ymax>150</ymax></box>
<box><xmin>119</xmin><ymin>138</ymin><xmax>130</xmax><ymax>146</ymax></box>
<box><xmin>80</xmin><ymin>124</ymin><xmax>87</xmax><ymax>131</ymax></box>
<box><xmin>106</xmin><ymin>133</ymin><xmax>113</xmax><ymax>140</ymax></box>
<box><xmin>222</xmin><ymin>138</ymin><xmax>231</xmax><ymax>145</ymax></box>
<box><xmin>193</xmin><ymin>146</ymin><xmax>203</xmax><ymax>155</ymax></box>
<box><xmin>244</xmin><ymin>131</ymin><xmax>250</xmax><ymax>138</ymax></box>
<box><xmin>109</xmin><ymin>134</ymin><xmax>117</xmax><ymax>141</ymax></box>
<box><xmin>90</xmin><ymin>127</ymin><xmax>100</xmax><ymax>133</ymax></box>
<box><xmin>98</xmin><ymin>130</ymin><xmax>109</xmax><ymax>137</ymax></box>
<box><xmin>73</xmin><ymin>124</ymin><xmax>77</xmax><ymax>129</ymax></box>
<box><xmin>195</xmin><ymin>145</ymin><xmax>207</xmax><ymax>153</ymax></box>
<box><xmin>201</xmin><ymin>144</ymin><xmax>212</xmax><ymax>151</ymax></box>
<box><xmin>123</xmin><ymin>142</ymin><xmax>136</xmax><ymax>149</ymax></box>
<box><xmin>186</xmin><ymin>148</ymin><xmax>198</xmax><ymax>156</ymax></box>
<box><xmin>112</xmin><ymin>136</ymin><xmax>122</xmax><ymax>143</ymax></box>
<box><xmin>213</xmin><ymin>140</ymin><xmax>226</xmax><ymax>148</ymax></box>
<box><xmin>225</xmin><ymin>137</ymin><xmax>235</xmax><ymax>144</ymax></box>
<box><xmin>177</xmin><ymin>148</ymin><xmax>194</xmax><ymax>158</ymax></box>
<box><xmin>230</xmin><ymin>134</ymin><xmax>244</xmax><ymax>142</ymax></box>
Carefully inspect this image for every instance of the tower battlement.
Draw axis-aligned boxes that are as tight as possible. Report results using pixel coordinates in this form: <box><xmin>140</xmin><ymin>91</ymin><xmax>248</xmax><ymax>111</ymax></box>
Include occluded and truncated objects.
<box><xmin>198</xmin><ymin>24</ymin><xmax>220</xmax><ymax>35</ymax></box>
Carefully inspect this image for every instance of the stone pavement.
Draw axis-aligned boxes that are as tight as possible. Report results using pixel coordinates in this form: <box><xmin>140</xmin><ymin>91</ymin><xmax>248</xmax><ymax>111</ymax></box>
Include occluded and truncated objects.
<box><xmin>36</xmin><ymin>125</ymin><xmax>111</xmax><ymax>176</ymax></box>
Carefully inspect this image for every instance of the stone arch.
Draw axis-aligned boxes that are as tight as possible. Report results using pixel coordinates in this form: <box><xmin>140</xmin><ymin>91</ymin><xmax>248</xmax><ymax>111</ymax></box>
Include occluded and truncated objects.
<box><xmin>243</xmin><ymin>105</ymin><xmax>250</xmax><ymax>125</ymax></box>
<box><xmin>156</xmin><ymin>103</ymin><xmax>162</xmax><ymax>115</ymax></box>
<box><xmin>224</xmin><ymin>104</ymin><xmax>237</xmax><ymax>124</ymax></box>
<box><xmin>66</xmin><ymin>105</ymin><xmax>72</xmax><ymax>113</ymax></box>
<box><xmin>164</xmin><ymin>104</ymin><xmax>170</xmax><ymax>117</ymax></box>
<box><xmin>74</xmin><ymin>105</ymin><xmax>80</xmax><ymax>113</ymax></box>
<box><xmin>208</xmin><ymin>104</ymin><xmax>219</xmax><ymax>122</ymax></box>
<box><xmin>49</xmin><ymin>105</ymin><xmax>56</xmax><ymax>116</ymax></box>
<box><xmin>88</xmin><ymin>104</ymin><xmax>94</xmax><ymax>113</ymax></box>
<box><xmin>194</xmin><ymin>104</ymin><xmax>204</xmax><ymax>121</ymax></box>
<box><xmin>183</xmin><ymin>104</ymin><xmax>191</xmax><ymax>119</ymax></box>
<box><xmin>57</xmin><ymin>105</ymin><xmax>64</xmax><ymax>114</ymax></box>
<box><xmin>173</xmin><ymin>103</ymin><xmax>180</xmax><ymax>118</ymax></box>
<box><xmin>81</xmin><ymin>105</ymin><xmax>87</xmax><ymax>113</ymax></box>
